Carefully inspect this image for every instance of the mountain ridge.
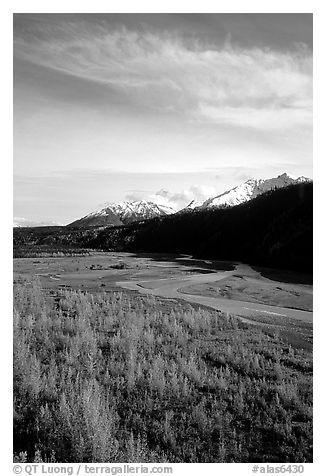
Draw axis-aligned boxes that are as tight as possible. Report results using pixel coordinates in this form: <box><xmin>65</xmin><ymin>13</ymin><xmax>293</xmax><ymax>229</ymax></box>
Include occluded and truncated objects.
<box><xmin>186</xmin><ymin>173</ymin><xmax>311</xmax><ymax>211</ymax></box>
<box><xmin>86</xmin><ymin>181</ymin><xmax>312</xmax><ymax>273</ymax></box>
<box><xmin>68</xmin><ymin>200</ymin><xmax>176</xmax><ymax>228</ymax></box>
<box><xmin>15</xmin><ymin>172</ymin><xmax>311</xmax><ymax>228</ymax></box>
<box><xmin>13</xmin><ymin>182</ymin><xmax>313</xmax><ymax>273</ymax></box>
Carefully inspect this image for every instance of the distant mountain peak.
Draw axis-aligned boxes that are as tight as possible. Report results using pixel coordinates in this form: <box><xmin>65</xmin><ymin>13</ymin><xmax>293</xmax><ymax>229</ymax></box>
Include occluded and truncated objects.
<box><xmin>180</xmin><ymin>173</ymin><xmax>311</xmax><ymax>212</ymax></box>
<box><xmin>13</xmin><ymin>217</ymin><xmax>62</xmax><ymax>228</ymax></box>
<box><xmin>68</xmin><ymin>200</ymin><xmax>176</xmax><ymax>228</ymax></box>
<box><xmin>68</xmin><ymin>172</ymin><xmax>311</xmax><ymax>228</ymax></box>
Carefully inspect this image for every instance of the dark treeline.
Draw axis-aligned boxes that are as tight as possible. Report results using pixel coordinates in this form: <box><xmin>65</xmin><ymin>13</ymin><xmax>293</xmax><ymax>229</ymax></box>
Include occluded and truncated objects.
<box><xmin>14</xmin><ymin>183</ymin><xmax>312</xmax><ymax>273</ymax></box>
<box><xmin>86</xmin><ymin>182</ymin><xmax>313</xmax><ymax>272</ymax></box>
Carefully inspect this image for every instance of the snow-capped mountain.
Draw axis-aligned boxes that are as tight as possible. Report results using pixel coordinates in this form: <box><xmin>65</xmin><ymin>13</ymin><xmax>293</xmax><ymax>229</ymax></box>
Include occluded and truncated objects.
<box><xmin>68</xmin><ymin>173</ymin><xmax>311</xmax><ymax>228</ymax></box>
<box><xmin>68</xmin><ymin>200</ymin><xmax>176</xmax><ymax>228</ymax></box>
<box><xmin>106</xmin><ymin>201</ymin><xmax>175</xmax><ymax>224</ymax></box>
<box><xmin>13</xmin><ymin>217</ymin><xmax>62</xmax><ymax>228</ymax></box>
<box><xmin>189</xmin><ymin>173</ymin><xmax>311</xmax><ymax>211</ymax></box>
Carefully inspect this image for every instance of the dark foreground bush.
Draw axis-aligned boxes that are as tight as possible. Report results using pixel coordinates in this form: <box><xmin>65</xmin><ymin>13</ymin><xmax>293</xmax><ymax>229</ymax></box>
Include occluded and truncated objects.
<box><xmin>13</xmin><ymin>280</ymin><xmax>312</xmax><ymax>463</ymax></box>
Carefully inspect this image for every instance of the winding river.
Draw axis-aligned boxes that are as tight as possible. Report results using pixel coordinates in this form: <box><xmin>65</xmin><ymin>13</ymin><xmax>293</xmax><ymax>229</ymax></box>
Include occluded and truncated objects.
<box><xmin>116</xmin><ymin>263</ymin><xmax>312</xmax><ymax>324</ymax></box>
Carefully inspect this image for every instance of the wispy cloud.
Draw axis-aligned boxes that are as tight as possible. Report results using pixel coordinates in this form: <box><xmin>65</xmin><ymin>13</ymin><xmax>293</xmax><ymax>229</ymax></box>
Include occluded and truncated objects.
<box><xmin>126</xmin><ymin>185</ymin><xmax>218</xmax><ymax>210</ymax></box>
<box><xmin>14</xmin><ymin>20</ymin><xmax>312</xmax><ymax>130</ymax></box>
<box><xmin>197</xmin><ymin>105</ymin><xmax>312</xmax><ymax>130</ymax></box>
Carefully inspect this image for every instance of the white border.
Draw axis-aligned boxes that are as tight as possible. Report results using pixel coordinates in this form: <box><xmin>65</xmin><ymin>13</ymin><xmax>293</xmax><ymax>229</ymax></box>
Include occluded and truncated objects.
<box><xmin>3</xmin><ymin>2</ymin><xmax>324</xmax><ymax>474</ymax></box>
<box><xmin>10</xmin><ymin>0</ymin><xmax>315</xmax><ymax>14</ymax></box>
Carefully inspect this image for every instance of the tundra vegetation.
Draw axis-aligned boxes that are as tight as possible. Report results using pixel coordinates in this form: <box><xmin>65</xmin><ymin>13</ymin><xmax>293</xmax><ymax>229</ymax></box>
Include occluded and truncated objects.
<box><xmin>13</xmin><ymin>246</ymin><xmax>92</xmax><ymax>259</ymax></box>
<box><xmin>13</xmin><ymin>278</ymin><xmax>312</xmax><ymax>463</ymax></box>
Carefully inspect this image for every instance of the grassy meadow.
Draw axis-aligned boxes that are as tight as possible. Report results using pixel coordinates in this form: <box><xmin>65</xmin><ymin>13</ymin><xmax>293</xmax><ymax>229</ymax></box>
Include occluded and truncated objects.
<box><xmin>13</xmin><ymin>278</ymin><xmax>312</xmax><ymax>463</ymax></box>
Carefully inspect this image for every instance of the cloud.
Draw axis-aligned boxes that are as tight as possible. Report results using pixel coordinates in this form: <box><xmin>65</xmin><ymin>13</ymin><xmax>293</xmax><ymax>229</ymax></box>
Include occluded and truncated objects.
<box><xmin>197</xmin><ymin>104</ymin><xmax>312</xmax><ymax>130</ymax></box>
<box><xmin>126</xmin><ymin>185</ymin><xmax>218</xmax><ymax>211</ymax></box>
<box><xmin>14</xmin><ymin>19</ymin><xmax>312</xmax><ymax>130</ymax></box>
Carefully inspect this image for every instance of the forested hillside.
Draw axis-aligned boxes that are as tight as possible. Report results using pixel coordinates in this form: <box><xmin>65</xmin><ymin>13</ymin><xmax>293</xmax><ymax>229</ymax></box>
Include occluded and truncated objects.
<box><xmin>13</xmin><ymin>182</ymin><xmax>312</xmax><ymax>272</ymax></box>
<box><xmin>86</xmin><ymin>182</ymin><xmax>313</xmax><ymax>272</ymax></box>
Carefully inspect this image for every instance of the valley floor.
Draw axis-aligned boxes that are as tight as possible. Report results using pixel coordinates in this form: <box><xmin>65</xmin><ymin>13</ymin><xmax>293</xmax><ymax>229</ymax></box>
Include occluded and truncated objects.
<box><xmin>14</xmin><ymin>252</ymin><xmax>313</xmax><ymax>349</ymax></box>
<box><xmin>13</xmin><ymin>252</ymin><xmax>313</xmax><ymax>463</ymax></box>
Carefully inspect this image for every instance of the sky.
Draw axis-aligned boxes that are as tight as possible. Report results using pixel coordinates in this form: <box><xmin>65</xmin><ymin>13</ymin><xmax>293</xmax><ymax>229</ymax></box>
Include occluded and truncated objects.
<box><xmin>13</xmin><ymin>13</ymin><xmax>313</xmax><ymax>225</ymax></box>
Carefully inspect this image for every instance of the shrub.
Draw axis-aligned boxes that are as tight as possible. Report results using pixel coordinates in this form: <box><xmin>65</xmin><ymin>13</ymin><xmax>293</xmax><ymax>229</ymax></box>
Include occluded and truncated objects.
<box><xmin>13</xmin><ymin>279</ymin><xmax>312</xmax><ymax>463</ymax></box>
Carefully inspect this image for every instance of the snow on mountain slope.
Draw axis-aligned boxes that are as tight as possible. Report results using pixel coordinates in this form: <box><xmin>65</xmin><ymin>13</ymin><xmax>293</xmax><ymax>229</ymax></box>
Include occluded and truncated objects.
<box><xmin>198</xmin><ymin>173</ymin><xmax>311</xmax><ymax>210</ymax></box>
<box><xmin>68</xmin><ymin>173</ymin><xmax>311</xmax><ymax>228</ymax></box>
<box><xmin>183</xmin><ymin>199</ymin><xmax>205</xmax><ymax>210</ymax></box>
<box><xmin>68</xmin><ymin>200</ymin><xmax>176</xmax><ymax>228</ymax></box>
<box><xmin>105</xmin><ymin>201</ymin><xmax>175</xmax><ymax>224</ymax></box>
